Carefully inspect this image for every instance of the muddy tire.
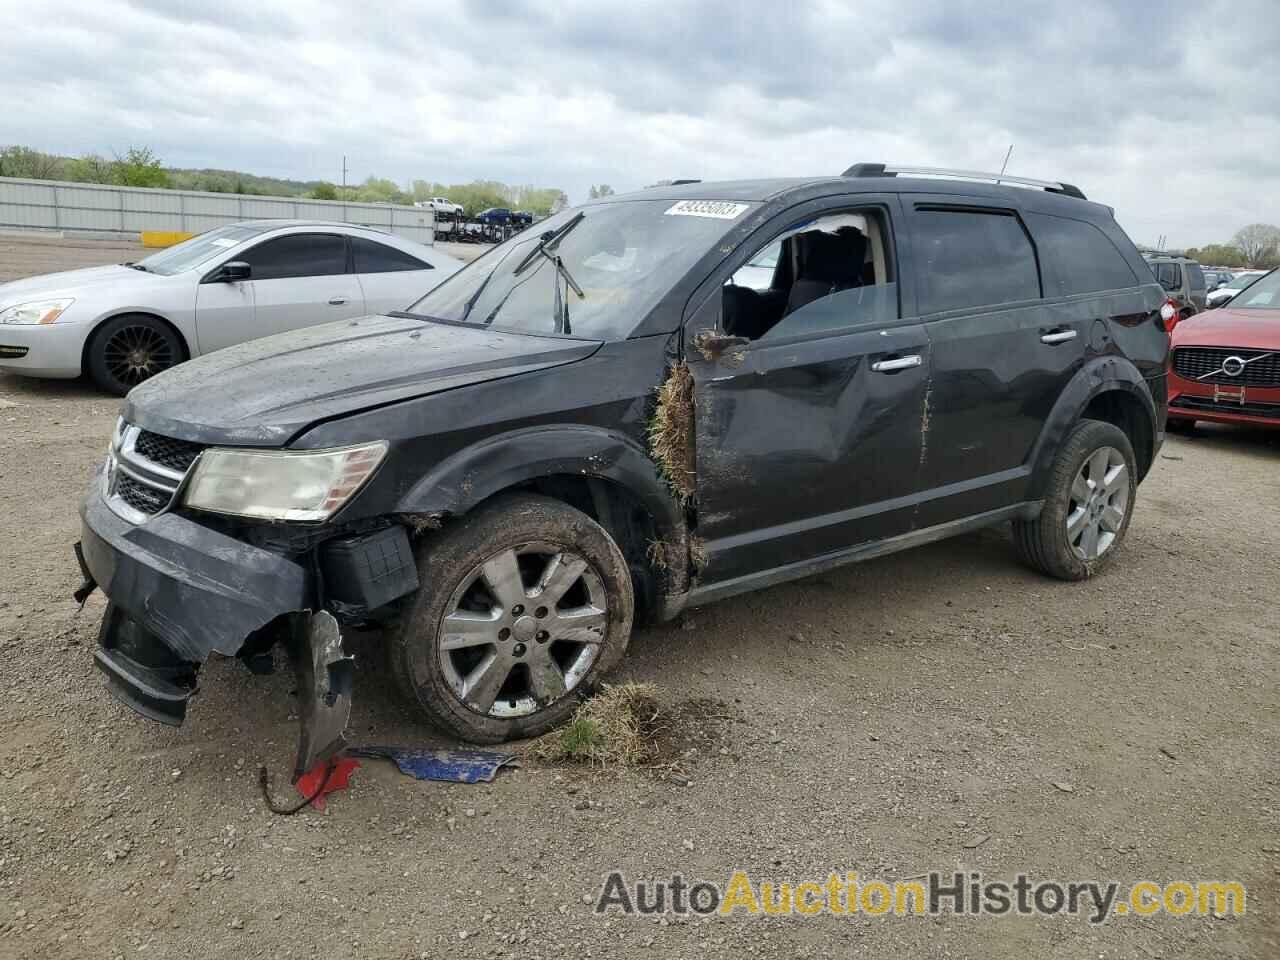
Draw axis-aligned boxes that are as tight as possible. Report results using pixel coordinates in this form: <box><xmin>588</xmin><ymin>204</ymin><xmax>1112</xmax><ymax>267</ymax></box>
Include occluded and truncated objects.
<box><xmin>87</xmin><ymin>314</ymin><xmax>184</xmax><ymax>396</ymax></box>
<box><xmin>390</xmin><ymin>493</ymin><xmax>634</xmax><ymax>743</ymax></box>
<box><xmin>1012</xmin><ymin>419</ymin><xmax>1137</xmax><ymax>581</ymax></box>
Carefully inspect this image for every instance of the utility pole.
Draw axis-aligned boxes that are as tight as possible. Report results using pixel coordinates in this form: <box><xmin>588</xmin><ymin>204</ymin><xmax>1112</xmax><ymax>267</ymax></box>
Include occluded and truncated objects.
<box><xmin>341</xmin><ymin>155</ymin><xmax>349</xmax><ymax>198</ymax></box>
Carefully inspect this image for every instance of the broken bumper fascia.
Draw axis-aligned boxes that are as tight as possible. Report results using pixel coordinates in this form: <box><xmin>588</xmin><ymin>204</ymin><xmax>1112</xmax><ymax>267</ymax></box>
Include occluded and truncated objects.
<box><xmin>77</xmin><ymin>487</ymin><xmax>353</xmax><ymax>779</ymax></box>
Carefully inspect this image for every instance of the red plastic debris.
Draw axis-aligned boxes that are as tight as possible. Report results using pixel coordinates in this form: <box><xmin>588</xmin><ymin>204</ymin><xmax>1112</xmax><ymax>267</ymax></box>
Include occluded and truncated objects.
<box><xmin>294</xmin><ymin>756</ymin><xmax>361</xmax><ymax>811</ymax></box>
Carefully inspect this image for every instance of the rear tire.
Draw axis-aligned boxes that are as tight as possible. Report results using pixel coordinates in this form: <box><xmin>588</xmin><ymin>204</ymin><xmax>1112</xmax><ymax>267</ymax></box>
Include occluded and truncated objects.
<box><xmin>390</xmin><ymin>493</ymin><xmax>634</xmax><ymax>743</ymax></box>
<box><xmin>1012</xmin><ymin>419</ymin><xmax>1137</xmax><ymax>581</ymax></box>
<box><xmin>87</xmin><ymin>314</ymin><xmax>184</xmax><ymax>396</ymax></box>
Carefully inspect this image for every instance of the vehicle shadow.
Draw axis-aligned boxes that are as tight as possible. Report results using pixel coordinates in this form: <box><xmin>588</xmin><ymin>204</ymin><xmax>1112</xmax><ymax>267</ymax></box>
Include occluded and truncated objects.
<box><xmin>1171</xmin><ymin>421</ymin><xmax>1280</xmax><ymax>459</ymax></box>
<box><xmin>0</xmin><ymin>371</ymin><xmax>106</xmax><ymax>403</ymax></box>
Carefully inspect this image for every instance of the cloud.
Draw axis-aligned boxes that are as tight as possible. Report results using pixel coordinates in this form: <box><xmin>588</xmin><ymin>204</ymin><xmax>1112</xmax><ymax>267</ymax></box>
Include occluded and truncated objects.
<box><xmin>1</xmin><ymin>0</ymin><xmax>1276</xmax><ymax>245</ymax></box>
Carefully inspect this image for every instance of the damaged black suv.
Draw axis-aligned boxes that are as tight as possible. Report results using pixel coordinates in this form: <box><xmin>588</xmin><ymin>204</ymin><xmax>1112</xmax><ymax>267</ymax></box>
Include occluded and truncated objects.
<box><xmin>76</xmin><ymin>164</ymin><xmax>1169</xmax><ymax>778</ymax></box>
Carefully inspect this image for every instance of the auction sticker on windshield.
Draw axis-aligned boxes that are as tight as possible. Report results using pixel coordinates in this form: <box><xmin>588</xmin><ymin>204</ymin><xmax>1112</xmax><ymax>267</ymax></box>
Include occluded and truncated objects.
<box><xmin>664</xmin><ymin>200</ymin><xmax>751</xmax><ymax>219</ymax></box>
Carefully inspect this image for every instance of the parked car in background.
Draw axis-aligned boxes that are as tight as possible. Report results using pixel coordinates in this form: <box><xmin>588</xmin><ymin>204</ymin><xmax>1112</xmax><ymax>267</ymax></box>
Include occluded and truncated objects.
<box><xmin>1167</xmin><ymin>268</ymin><xmax>1279</xmax><ymax>430</ymax></box>
<box><xmin>1207</xmin><ymin>269</ymin><xmax>1267</xmax><ymax>308</ymax></box>
<box><xmin>413</xmin><ymin>197</ymin><xmax>464</xmax><ymax>217</ymax></box>
<box><xmin>0</xmin><ymin>221</ymin><xmax>462</xmax><ymax>394</ymax></box>
<box><xmin>511</xmin><ymin>211</ymin><xmax>535</xmax><ymax>228</ymax></box>
<box><xmin>73</xmin><ymin>165</ymin><xmax>1169</xmax><ymax>776</ymax></box>
<box><xmin>1143</xmin><ymin>254</ymin><xmax>1207</xmax><ymax>317</ymax></box>
<box><xmin>476</xmin><ymin>207</ymin><xmax>512</xmax><ymax>225</ymax></box>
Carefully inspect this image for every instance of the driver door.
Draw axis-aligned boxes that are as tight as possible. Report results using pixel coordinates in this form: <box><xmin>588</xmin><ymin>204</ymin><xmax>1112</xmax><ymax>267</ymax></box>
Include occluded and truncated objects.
<box><xmin>685</xmin><ymin>195</ymin><xmax>932</xmax><ymax>587</ymax></box>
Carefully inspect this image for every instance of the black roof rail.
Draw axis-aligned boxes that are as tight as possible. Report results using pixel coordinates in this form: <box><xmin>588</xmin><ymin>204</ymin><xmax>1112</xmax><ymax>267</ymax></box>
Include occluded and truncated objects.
<box><xmin>841</xmin><ymin>163</ymin><xmax>1087</xmax><ymax>200</ymax></box>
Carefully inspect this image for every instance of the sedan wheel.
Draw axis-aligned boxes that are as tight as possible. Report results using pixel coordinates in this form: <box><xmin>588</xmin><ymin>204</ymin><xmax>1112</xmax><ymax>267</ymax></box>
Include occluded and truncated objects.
<box><xmin>87</xmin><ymin>314</ymin><xmax>184</xmax><ymax>395</ymax></box>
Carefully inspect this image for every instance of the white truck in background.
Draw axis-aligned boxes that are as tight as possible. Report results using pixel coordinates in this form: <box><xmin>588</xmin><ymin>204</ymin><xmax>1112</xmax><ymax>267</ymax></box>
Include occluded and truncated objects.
<box><xmin>414</xmin><ymin>197</ymin><xmax>464</xmax><ymax>217</ymax></box>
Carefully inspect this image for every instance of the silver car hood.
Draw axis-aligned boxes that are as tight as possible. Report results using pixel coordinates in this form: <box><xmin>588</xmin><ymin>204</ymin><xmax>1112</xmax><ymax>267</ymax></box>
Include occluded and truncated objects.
<box><xmin>0</xmin><ymin>263</ymin><xmax>169</xmax><ymax>306</ymax></box>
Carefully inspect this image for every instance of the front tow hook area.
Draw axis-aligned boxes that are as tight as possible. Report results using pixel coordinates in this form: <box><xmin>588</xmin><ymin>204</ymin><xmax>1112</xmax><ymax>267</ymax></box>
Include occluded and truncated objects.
<box><xmin>291</xmin><ymin>610</ymin><xmax>355</xmax><ymax>783</ymax></box>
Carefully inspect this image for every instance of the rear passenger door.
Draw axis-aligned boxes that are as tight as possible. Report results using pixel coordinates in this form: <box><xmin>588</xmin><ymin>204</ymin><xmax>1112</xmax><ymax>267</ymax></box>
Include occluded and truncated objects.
<box><xmin>350</xmin><ymin>236</ymin><xmax>440</xmax><ymax>315</ymax></box>
<box><xmin>906</xmin><ymin>199</ymin><xmax>1085</xmax><ymax>526</ymax></box>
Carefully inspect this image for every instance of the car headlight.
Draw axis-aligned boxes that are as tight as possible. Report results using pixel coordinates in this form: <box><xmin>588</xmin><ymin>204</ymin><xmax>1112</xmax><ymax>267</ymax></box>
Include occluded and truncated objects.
<box><xmin>0</xmin><ymin>298</ymin><xmax>75</xmax><ymax>324</ymax></box>
<box><xmin>184</xmin><ymin>442</ymin><xmax>388</xmax><ymax>521</ymax></box>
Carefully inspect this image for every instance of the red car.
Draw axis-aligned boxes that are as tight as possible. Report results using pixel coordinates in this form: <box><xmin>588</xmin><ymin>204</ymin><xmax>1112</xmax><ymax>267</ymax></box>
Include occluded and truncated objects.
<box><xmin>1167</xmin><ymin>268</ymin><xmax>1280</xmax><ymax>430</ymax></box>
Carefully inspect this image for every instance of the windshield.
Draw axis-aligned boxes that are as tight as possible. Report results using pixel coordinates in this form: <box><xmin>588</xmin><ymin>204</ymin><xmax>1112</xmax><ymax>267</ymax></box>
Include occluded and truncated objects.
<box><xmin>407</xmin><ymin>199</ymin><xmax>757</xmax><ymax>339</ymax></box>
<box><xmin>1228</xmin><ymin>269</ymin><xmax>1280</xmax><ymax>310</ymax></box>
<box><xmin>136</xmin><ymin>223</ymin><xmax>271</xmax><ymax>276</ymax></box>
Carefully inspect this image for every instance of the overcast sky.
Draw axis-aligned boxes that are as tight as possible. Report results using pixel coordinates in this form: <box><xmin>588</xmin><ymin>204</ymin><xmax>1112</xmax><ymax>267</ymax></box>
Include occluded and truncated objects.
<box><xmin>3</xmin><ymin>0</ymin><xmax>1276</xmax><ymax>247</ymax></box>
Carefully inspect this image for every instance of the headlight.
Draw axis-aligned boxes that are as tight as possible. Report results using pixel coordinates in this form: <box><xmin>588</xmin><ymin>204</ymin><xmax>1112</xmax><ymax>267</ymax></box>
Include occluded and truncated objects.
<box><xmin>0</xmin><ymin>298</ymin><xmax>75</xmax><ymax>324</ymax></box>
<box><xmin>184</xmin><ymin>442</ymin><xmax>388</xmax><ymax>521</ymax></box>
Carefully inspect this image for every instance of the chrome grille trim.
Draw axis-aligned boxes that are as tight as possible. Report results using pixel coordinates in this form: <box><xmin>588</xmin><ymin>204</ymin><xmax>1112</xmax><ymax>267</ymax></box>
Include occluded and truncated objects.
<box><xmin>103</xmin><ymin>423</ymin><xmax>205</xmax><ymax>524</ymax></box>
<box><xmin>1172</xmin><ymin>347</ymin><xmax>1280</xmax><ymax>387</ymax></box>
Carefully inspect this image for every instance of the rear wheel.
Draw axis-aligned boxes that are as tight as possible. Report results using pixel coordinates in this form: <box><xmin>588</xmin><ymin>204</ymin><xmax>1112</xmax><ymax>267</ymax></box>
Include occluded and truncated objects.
<box><xmin>87</xmin><ymin>314</ymin><xmax>184</xmax><ymax>395</ymax></box>
<box><xmin>1013</xmin><ymin>419</ymin><xmax>1137</xmax><ymax>581</ymax></box>
<box><xmin>390</xmin><ymin>493</ymin><xmax>634</xmax><ymax>743</ymax></box>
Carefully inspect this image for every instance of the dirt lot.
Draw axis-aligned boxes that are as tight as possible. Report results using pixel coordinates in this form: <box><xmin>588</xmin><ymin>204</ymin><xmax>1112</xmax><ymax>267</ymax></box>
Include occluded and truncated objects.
<box><xmin>1</xmin><ymin>236</ymin><xmax>1277</xmax><ymax>959</ymax></box>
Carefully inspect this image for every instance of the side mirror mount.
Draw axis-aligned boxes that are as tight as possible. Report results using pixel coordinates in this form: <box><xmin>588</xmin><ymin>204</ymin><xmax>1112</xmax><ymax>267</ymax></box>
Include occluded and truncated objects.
<box><xmin>213</xmin><ymin>261</ymin><xmax>251</xmax><ymax>283</ymax></box>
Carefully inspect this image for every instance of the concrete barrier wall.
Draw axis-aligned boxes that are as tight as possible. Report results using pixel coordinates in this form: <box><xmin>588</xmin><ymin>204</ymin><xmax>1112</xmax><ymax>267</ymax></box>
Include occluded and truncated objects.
<box><xmin>0</xmin><ymin>177</ymin><xmax>435</xmax><ymax>243</ymax></box>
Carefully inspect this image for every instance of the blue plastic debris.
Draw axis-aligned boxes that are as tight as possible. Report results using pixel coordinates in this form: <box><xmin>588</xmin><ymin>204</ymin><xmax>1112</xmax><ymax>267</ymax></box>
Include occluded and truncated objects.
<box><xmin>348</xmin><ymin>746</ymin><xmax>517</xmax><ymax>784</ymax></box>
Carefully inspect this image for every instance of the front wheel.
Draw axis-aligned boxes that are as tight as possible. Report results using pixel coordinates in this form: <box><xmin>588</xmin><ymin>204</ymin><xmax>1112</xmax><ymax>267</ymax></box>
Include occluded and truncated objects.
<box><xmin>87</xmin><ymin>314</ymin><xmax>184</xmax><ymax>395</ymax></box>
<box><xmin>390</xmin><ymin>493</ymin><xmax>634</xmax><ymax>743</ymax></box>
<box><xmin>1012</xmin><ymin>419</ymin><xmax>1138</xmax><ymax>581</ymax></box>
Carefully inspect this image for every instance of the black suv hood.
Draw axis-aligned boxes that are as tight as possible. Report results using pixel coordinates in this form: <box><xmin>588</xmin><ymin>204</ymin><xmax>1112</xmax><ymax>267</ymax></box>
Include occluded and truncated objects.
<box><xmin>123</xmin><ymin>314</ymin><xmax>601</xmax><ymax>446</ymax></box>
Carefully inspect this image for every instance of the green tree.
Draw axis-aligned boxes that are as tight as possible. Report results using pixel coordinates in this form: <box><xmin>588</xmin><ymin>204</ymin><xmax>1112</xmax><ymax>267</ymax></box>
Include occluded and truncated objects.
<box><xmin>66</xmin><ymin>153</ymin><xmax>116</xmax><ymax>184</ymax></box>
<box><xmin>588</xmin><ymin>184</ymin><xmax>615</xmax><ymax>199</ymax></box>
<box><xmin>311</xmin><ymin>182</ymin><xmax>338</xmax><ymax>200</ymax></box>
<box><xmin>112</xmin><ymin>147</ymin><xmax>169</xmax><ymax>188</ymax></box>
<box><xmin>0</xmin><ymin>145</ymin><xmax>63</xmax><ymax>180</ymax></box>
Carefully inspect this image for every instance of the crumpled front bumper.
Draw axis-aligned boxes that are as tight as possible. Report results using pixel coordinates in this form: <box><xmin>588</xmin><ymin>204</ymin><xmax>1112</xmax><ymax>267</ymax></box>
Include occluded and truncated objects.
<box><xmin>79</xmin><ymin>486</ymin><xmax>310</xmax><ymax>663</ymax></box>
<box><xmin>77</xmin><ymin>485</ymin><xmax>353</xmax><ymax>778</ymax></box>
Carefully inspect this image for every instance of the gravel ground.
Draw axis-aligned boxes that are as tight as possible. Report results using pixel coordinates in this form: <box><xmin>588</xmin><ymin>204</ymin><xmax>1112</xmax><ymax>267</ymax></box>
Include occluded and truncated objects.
<box><xmin>0</xmin><ymin>237</ymin><xmax>1277</xmax><ymax>959</ymax></box>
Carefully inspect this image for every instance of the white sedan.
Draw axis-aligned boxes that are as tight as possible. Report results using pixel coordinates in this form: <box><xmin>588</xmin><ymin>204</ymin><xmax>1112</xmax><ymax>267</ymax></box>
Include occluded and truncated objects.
<box><xmin>1206</xmin><ymin>270</ymin><xmax>1267</xmax><ymax>309</ymax></box>
<box><xmin>0</xmin><ymin>220</ymin><xmax>462</xmax><ymax>394</ymax></box>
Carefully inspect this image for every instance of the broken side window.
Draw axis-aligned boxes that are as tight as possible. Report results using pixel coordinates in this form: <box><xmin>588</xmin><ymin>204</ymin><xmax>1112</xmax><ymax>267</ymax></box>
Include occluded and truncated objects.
<box><xmin>721</xmin><ymin>209</ymin><xmax>899</xmax><ymax>341</ymax></box>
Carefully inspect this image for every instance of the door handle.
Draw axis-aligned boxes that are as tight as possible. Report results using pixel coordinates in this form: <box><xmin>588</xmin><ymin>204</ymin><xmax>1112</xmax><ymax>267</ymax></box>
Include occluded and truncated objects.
<box><xmin>328</xmin><ymin>296</ymin><xmax>348</xmax><ymax>306</ymax></box>
<box><xmin>870</xmin><ymin>355</ymin><xmax>922</xmax><ymax>373</ymax></box>
<box><xmin>1040</xmin><ymin>329</ymin><xmax>1078</xmax><ymax>344</ymax></box>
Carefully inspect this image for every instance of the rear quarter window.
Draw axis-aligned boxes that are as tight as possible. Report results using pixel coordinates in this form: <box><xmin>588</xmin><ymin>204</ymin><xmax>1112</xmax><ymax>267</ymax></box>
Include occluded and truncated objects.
<box><xmin>1187</xmin><ymin>263</ymin><xmax>1207</xmax><ymax>291</ymax></box>
<box><xmin>913</xmin><ymin>207</ymin><xmax>1041</xmax><ymax>314</ymax></box>
<box><xmin>351</xmin><ymin>236</ymin><xmax>429</xmax><ymax>273</ymax></box>
<box><xmin>1028</xmin><ymin>214</ymin><xmax>1139</xmax><ymax>296</ymax></box>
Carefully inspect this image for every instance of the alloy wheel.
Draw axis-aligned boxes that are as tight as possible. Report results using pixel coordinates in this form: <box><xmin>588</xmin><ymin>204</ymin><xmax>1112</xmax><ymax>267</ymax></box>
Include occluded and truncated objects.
<box><xmin>437</xmin><ymin>542</ymin><xmax>607</xmax><ymax>718</ymax></box>
<box><xmin>1066</xmin><ymin>446</ymin><xmax>1129</xmax><ymax>561</ymax></box>
<box><xmin>103</xmin><ymin>324</ymin><xmax>175</xmax><ymax>386</ymax></box>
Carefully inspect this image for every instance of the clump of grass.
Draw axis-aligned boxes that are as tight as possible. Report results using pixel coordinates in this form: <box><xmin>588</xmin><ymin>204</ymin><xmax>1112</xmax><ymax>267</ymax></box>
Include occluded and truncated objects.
<box><xmin>648</xmin><ymin>363</ymin><xmax>696</xmax><ymax>503</ymax></box>
<box><xmin>646</xmin><ymin>538</ymin><xmax>669</xmax><ymax>570</ymax></box>
<box><xmin>535</xmin><ymin>683</ymin><xmax>664</xmax><ymax>766</ymax></box>
<box><xmin>688</xmin><ymin>535</ymin><xmax>708</xmax><ymax>574</ymax></box>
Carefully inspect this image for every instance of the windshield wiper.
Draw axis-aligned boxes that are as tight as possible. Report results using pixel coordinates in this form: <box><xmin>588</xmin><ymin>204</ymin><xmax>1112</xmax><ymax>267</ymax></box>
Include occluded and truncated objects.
<box><xmin>514</xmin><ymin>212</ymin><xmax>585</xmax><ymax>277</ymax></box>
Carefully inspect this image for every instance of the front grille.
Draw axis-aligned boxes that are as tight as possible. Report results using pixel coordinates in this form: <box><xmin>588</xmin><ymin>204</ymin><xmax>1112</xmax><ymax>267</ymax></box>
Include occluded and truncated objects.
<box><xmin>104</xmin><ymin>422</ymin><xmax>205</xmax><ymax>522</ymax></box>
<box><xmin>1172</xmin><ymin>347</ymin><xmax>1280</xmax><ymax>386</ymax></box>
<box><xmin>115</xmin><ymin>473</ymin><xmax>171</xmax><ymax>514</ymax></box>
<box><xmin>134</xmin><ymin>430</ymin><xmax>206</xmax><ymax>473</ymax></box>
